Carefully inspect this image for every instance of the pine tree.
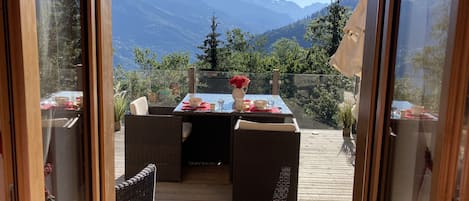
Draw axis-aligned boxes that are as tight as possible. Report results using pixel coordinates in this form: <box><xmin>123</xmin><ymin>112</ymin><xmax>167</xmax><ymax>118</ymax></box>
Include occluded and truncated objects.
<box><xmin>197</xmin><ymin>15</ymin><xmax>222</xmax><ymax>71</ymax></box>
<box><xmin>305</xmin><ymin>0</ymin><xmax>349</xmax><ymax>56</ymax></box>
<box><xmin>297</xmin><ymin>0</ymin><xmax>353</xmax><ymax>127</ymax></box>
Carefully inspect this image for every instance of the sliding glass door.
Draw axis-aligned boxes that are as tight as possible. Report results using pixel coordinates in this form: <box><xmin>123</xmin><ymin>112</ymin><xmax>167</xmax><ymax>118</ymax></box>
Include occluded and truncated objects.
<box><xmin>36</xmin><ymin>0</ymin><xmax>89</xmax><ymax>200</ymax></box>
<box><xmin>355</xmin><ymin>0</ymin><xmax>469</xmax><ymax>200</ymax></box>
<box><xmin>0</xmin><ymin>0</ymin><xmax>114</xmax><ymax>200</ymax></box>
<box><xmin>0</xmin><ymin>0</ymin><xmax>15</xmax><ymax>200</ymax></box>
<box><xmin>385</xmin><ymin>0</ymin><xmax>450</xmax><ymax>200</ymax></box>
<box><xmin>455</xmin><ymin>81</ymin><xmax>469</xmax><ymax>200</ymax></box>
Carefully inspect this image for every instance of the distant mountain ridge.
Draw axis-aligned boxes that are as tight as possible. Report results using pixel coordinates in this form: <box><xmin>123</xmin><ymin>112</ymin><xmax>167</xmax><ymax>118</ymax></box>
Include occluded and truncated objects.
<box><xmin>244</xmin><ymin>0</ymin><xmax>327</xmax><ymax>20</ymax></box>
<box><xmin>112</xmin><ymin>0</ymin><xmax>328</xmax><ymax>69</ymax></box>
<box><xmin>259</xmin><ymin>0</ymin><xmax>359</xmax><ymax>49</ymax></box>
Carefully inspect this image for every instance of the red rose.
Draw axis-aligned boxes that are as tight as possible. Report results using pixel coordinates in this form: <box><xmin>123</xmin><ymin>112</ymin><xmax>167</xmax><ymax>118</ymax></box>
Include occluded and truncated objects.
<box><xmin>229</xmin><ymin>75</ymin><xmax>250</xmax><ymax>88</ymax></box>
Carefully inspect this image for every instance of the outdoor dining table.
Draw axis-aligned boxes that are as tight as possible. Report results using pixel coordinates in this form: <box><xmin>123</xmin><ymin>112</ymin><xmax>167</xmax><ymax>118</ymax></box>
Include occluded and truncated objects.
<box><xmin>173</xmin><ymin>93</ymin><xmax>293</xmax><ymax>118</ymax></box>
<box><xmin>172</xmin><ymin>93</ymin><xmax>294</xmax><ymax>166</ymax></box>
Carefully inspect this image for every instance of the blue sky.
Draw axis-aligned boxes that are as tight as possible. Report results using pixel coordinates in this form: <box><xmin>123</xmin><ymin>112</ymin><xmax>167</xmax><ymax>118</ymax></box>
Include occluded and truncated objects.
<box><xmin>287</xmin><ymin>0</ymin><xmax>331</xmax><ymax>7</ymax></box>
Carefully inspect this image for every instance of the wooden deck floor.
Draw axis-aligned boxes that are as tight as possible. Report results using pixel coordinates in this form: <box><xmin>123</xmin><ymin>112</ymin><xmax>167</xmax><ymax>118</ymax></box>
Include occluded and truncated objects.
<box><xmin>115</xmin><ymin>129</ymin><xmax>355</xmax><ymax>201</ymax></box>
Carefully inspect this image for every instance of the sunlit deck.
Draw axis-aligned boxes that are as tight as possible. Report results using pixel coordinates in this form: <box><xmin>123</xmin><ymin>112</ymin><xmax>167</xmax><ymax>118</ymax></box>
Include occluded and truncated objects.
<box><xmin>115</xmin><ymin>128</ymin><xmax>355</xmax><ymax>201</ymax></box>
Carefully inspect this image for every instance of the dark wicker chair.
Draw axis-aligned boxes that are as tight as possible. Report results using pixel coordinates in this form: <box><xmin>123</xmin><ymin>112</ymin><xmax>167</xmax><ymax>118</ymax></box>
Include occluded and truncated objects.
<box><xmin>116</xmin><ymin>163</ymin><xmax>157</xmax><ymax>201</ymax></box>
<box><xmin>232</xmin><ymin>118</ymin><xmax>301</xmax><ymax>201</ymax></box>
<box><xmin>125</xmin><ymin>97</ymin><xmax>190</xmax><ymax>182</ymax></box>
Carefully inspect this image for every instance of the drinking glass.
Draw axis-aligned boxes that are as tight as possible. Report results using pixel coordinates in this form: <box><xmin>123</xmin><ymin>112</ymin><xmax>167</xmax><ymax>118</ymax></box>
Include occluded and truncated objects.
<box><xmin>268</xmin><ymin>99</ymin><xmax>275</xmax><ymax>108</ymax></box>
<box><xmin>217</xmin><ymin>99</ymin><xmax>224</xmax><ymax>111</ymax></box>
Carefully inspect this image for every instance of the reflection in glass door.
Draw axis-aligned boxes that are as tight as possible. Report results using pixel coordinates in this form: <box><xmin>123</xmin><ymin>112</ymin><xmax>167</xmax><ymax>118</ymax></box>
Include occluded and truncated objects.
<box><xmin>387</xmin><ymin>0</ymin><xmax>451</xmax><ymax>200</ymax></box>
<box><xmin>36</xmin><ymin>0</ymin><xmax>88</xmax><ymax>200</ymax></box>
<box><xmin>454</xmin><ymin>79</ymin><xmax>469</xmax><ymax>200</ymax></box>
<box><xmin>0</xmin><ymin>122</ymin><xmax>4</xmax><ymax>201</ymax></box>
<box><xmin>1</xmin><ymin>0</ymin><xmax>13</xmax><ymax>200</ymax></box>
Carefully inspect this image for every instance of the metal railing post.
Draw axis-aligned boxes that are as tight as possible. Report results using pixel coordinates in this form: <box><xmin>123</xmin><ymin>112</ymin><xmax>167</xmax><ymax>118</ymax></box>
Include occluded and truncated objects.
<box><xmin>272</xmin><ymin>69</ymin><xmax>280</xmax><ymax>95</ymax></box>
<box><xmin>188</xmin><ymin>67</ymin><xmax>195</xmax><ymax>93</ymax></box>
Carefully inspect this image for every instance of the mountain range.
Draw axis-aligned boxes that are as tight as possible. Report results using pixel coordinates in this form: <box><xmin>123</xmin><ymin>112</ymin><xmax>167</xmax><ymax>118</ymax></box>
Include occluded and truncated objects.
<box><xmin>259</xmin><ymin>0</ymin><xmax>359</xmax><ymax>49</ymax></box>
<box><xmin>112</xmin><ymin>0</ymin><xmax>328</xmax><ymax>69</ymax></box>
<box><xmin>246</xmin><ymin>0</ymin><xmax>330</xmax><ymax>20</ymax></box>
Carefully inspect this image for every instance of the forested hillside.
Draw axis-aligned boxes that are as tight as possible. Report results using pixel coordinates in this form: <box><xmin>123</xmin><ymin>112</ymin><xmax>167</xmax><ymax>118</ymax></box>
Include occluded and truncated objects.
<box><xmin>114</xmin><ymin>1</ymin><xmax>356</xmax><ymax>128</ymax></box>
<box><xmin>113</xmin><ymin>0</ymin><xmax>325</xmax><ymax>69</ymax></box>
<box><xmin>259</xmin><ymin>0</ymin><xmax>358</xmax><ymax>49</ymax></box>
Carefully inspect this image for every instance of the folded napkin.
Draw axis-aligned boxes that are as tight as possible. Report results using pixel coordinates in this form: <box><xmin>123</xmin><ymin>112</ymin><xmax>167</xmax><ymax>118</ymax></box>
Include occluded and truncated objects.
<box><xmin>404</xmin><ymin>110</ymin><xmax>435</xmax><ymax>120</ymax></box>
<box><xmin>181</xmin><ymin>102</ymin><xmax>210</xmax><ymax>111</ymax></box>
<box><xmin>182</xmin><ymin>101</ymin><xmax>207</xmax><ymax>104</ymax></box>
<box><xmin>247</xmin><ymin>105</ymin><xmax>280</xmax><ymax>113</ymax></box>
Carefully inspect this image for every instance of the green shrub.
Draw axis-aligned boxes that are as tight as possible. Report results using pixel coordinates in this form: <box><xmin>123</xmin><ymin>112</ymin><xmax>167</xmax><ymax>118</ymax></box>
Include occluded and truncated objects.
<box><xmin>114</xmin><ymin>82</ymin><xmax>127</xmax><ymax>122</ymax></box>
<box><xmin>337</xmin><ymin>102</ymin><xmax>353</xmax><ymax>128</ymax></box>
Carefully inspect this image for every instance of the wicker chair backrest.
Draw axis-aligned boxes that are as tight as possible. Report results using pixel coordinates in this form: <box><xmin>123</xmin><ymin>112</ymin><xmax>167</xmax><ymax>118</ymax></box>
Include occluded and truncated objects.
<box><xmin>115</xmin><ymin>163</ymin><xmax>157</xmax><ymax>201</ymax></box>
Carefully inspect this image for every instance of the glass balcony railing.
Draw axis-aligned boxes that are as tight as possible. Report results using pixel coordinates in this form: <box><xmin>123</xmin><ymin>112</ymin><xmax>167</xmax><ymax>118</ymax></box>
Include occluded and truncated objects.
<box><xmin>114</xmin><ymin>69</ymin><xmax>358</xmax><ymax>129</ymax></box>
<box><xmin>114</xmin><ymin>69</ymin><xmax>189</xmax><ymax>107</ymax></box>
<box><xmin>196</xmin><ymin>71</ymin><xmax>273</xmax><ymax>94</ymax></box>
<box><xmin>279</xmin><ymin>73</ymin><xmax>357</xmax><ymax>129</ymax></box>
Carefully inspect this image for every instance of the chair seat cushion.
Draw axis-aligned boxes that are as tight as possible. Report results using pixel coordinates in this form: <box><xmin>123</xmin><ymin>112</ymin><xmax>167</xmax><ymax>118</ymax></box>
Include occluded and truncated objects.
<box><xmin>237</xmin><ymin>120</ymin><xmax>297</xmax><ymax>132</ymax></box>
<box><xmin>182</xmin><ymin>122</ymin><xmax>192</xmax><ymax>142</ymax></box>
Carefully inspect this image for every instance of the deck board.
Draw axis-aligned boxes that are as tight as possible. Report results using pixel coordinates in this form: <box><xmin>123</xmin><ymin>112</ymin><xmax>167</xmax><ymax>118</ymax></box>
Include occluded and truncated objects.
<box><xmin>115</xmin><ymin>128</ymin><xmax>355</xmax><ymax>201</ymax></box>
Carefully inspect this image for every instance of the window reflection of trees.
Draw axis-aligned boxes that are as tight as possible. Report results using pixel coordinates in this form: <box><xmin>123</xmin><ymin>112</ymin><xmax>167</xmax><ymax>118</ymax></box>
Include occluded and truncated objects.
<box><xmin>36</xmin><ymin>0</ymin><xmax>82</xmax><ymax>98</ymax></box>
<box><xmin>394</xmin><ymin>0</ymin><xmax>450</xmax><ymax>114</ymax></box>
<box><xmin>36</xmin><ymin>1</ymin><xmax>85</xmax><ymax>200</ymax></box>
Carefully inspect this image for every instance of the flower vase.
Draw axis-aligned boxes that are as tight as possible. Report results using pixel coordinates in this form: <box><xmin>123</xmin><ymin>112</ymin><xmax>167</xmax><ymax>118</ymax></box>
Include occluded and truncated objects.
<box><xmin>232</xmin><ymin>87</ymin><xmax>245</xmax><ymax>101</ymax></box>
<box><xmin>234</xmin><ymin>98</ymin><xmax>245</xmax><ymax>111</ymax></box>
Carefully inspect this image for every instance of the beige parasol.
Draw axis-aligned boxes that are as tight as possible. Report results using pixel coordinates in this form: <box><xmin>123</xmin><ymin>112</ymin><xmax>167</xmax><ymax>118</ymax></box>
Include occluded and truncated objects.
<box><xmin>330</xmin><ymin>0</ymin><xmax>367</xmax><ymax>78</ymax></box>
<box><xmin>330</xmin><ymin>0</ymin><xmax>368</xmax><ymax>119</ymax></box>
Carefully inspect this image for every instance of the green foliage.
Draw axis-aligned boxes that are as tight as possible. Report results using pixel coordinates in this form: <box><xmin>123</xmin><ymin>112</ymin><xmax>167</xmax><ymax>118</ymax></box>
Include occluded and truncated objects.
<box><xmin>37</xmin><ymin>0</ymin><xmax>82</xmax><ymax>97</ymax></box>
<box><xmin>113</xmin><ymin>3</ymin><xmax>357</xmax><ymax>127</ymax></box>
<box><xmin>134</xmin><ymin>47</ymin><xmax>158</xmax><ymax>73</ymax></box>
<box><xmin>114</xmin><ymin>82</ymin><xmax>127</xmax><ymax>122</ymax></box>
<box><xmin>197</xmin><ymin>15</ymin><xmax>224</xmax><ymax>71</ymax></box>
<box><xmin>125</xmin><ymin>71</ymin><xmax>147</xmax><ymax>102</ymax></box>
<box><xmin>271</xmin><ymin>38</ymin><xmax>307</xmax><ymax>73</ymax></box>
<box><xmin>409</xmin><ymin>42</ymin><xmax>445</xmax><ymax>112</ymax></box>
<box><xmin>393</xmin><ymin>77</ymin><xmax>423</xmax><ymax>104</ymax></box>
<box><xmin>160</xmin><ymin>52</ymin><xmax>190</xmax><ymax>70</ymax></box>
<box><xmin>295</xmin><ymin>1</ymin><xmax>353</xmax><ymax>127</ymax></box>
<box><xmin>225</xmin><ymin>28</ymin><xmax>250</xmax><ymax>52</ymax></box>
<box><xmin>131</xmin><ymin>49</ymin><xmax>190</xmax><ymax>100</ymax></box>
<box><xmin>305</xmin><ymin>0</ymin><xmax>350</xmax><ymax>56</ymax></box>
<box><xmin>217</xmin><ymin>28</ymin><xmax>271</xmax><ymax>73</ymax></box>
<box><xmin>337</xmin><ymin>102</ymin><xmax>353</xmax><ymax>128</ymax></box>
<box><xmin>306</xmin><ymin>91</ymin><xmax>339</xmax><ymax>126</ymax></box>
<box><xmin>305</xmin><ymin>46</ymin><xmax>338</xmax><ymax>74</ymax></box>
<box><xmin>115</xmin><ymin>49</ymin><xmax>190</xmax><ymax>106</ymax></box>
<box><xmin>403</xmin><ymin>1</ymin><xmax>450</xmax><ymax>113</ymax></box>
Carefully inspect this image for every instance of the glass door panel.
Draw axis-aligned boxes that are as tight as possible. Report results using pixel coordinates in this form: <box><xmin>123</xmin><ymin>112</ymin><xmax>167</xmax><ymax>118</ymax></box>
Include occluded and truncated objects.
<box><xmin>0</xmin><ymin>125</ymin><xmax>5</xmax><ymax>201</ymax></box>
<box><xmin>1</xmin><ymin>1</ymin><xmax>12</xmax><ymax>200</ymax></box>
<box><xmin>0</xmin><ymin>113</ymin><xmax>11</xmax><ymax>201</ymax></box>
<box><xmin>388</xmin><ymin>0</ymin><xmax>451</xmax><ymax>200</ymax></box>
<box><xmin>454</xmin><ymin>80</ymin><xmax>469</xmax><ymax>200</ymax></box>
<box><xmin>0</xmin><ymin>67</ymin><xmax>13</xmax><ymax>201</ymax></box>
<box><xmin>36</xmin><ymin>0</ymin><xmax>88</xmax><ymax>200</ymax></box>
